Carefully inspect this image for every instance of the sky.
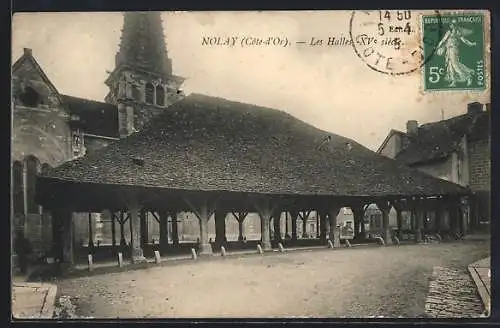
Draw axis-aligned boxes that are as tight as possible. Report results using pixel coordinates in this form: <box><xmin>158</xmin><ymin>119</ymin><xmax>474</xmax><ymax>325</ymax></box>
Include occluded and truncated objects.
<box><xmin>11</xmin><ymin>11</ymin><xmax>491</xmax><ymax>151</ymax></box>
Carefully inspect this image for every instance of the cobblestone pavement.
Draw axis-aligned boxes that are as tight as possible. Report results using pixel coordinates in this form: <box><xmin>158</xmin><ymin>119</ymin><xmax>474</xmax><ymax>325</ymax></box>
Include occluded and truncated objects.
<box><xmin>425</xmin><ymin>266</ymin><xmax>485</xmax><ymax>318</ymax></box>
<box><xmin>55</xmin><ymin>239</ymin><xmax>489</xmax><ymax>318</ymax></box>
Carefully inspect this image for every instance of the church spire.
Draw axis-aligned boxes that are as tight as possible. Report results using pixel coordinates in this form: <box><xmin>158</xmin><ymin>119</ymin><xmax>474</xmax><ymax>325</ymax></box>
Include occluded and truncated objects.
<box><xmin>115</xmin><ymin>12</ymin><xmax>172</xmax><ymax>76</ymax></box>
<box><xmin>105</xmin><ymin>11</ymin><xmax>185</xmax><ymax>138</ymax></box>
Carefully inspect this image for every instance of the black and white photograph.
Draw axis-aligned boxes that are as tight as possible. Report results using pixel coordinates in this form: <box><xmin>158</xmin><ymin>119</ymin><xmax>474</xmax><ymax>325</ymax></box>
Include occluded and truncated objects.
<box><xmin>11</xmin><ymin>10</ymin><xmax>491</xmax><ymax>319</ymax></box>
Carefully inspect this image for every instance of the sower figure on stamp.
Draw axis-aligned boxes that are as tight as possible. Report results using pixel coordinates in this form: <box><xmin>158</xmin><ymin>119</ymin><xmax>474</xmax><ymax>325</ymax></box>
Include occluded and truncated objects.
<box><xmin>436</xmin><ymin>19</ymin><xmax>477</xmax><ymax>87</ymax></box>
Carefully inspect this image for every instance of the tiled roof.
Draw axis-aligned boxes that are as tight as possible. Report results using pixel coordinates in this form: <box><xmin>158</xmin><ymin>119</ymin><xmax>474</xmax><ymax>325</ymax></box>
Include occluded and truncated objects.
<box><xmin>61</xmin><ymin>95</ymin><xmax>119</xmax><ymax>138</ymax></box>
<box><xmin>395</xmin><ymin>109</ymin><xmax>490</xmax><ymax>166</ymax></box>
<box><xmin>40</xmin><ymin>94</ymin><xmax>469</xmax><ymax>198</ymax></box>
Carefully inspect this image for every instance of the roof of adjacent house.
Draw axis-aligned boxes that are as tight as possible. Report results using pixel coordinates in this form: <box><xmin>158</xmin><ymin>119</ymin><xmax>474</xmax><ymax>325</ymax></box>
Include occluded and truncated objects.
<box><xmin>39</xmin><ymin>94</ymin><xmax>469</xmax><ymax>198</ymax></box>
<box><xmin>395</xmin><ymin>109</ymin><xmax>490</xmax><ymax>166</ymax></box>
<box><xmin>61</xmin><ymin>95</ymin><xmax>120</xmax><ymax>138</ymax></box>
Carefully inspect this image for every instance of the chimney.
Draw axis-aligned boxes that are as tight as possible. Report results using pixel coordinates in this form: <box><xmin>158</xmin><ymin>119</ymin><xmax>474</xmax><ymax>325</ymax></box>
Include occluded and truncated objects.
<box><xmin>23</xmin><ymin>48</ymin><xmax>32</xmax><ymax>56</ymax></box>
<box><xmin>467</xmin><ymin>102</ymin><xmax>483</xmax><ymax>115</ymax></box>
<box><xmin>406</xmin><ymin>120</ymin><xmax>418</xmax><ymax>135</ymax></box>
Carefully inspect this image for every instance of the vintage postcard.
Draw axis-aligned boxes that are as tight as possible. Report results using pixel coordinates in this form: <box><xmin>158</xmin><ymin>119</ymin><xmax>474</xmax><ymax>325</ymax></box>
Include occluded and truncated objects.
<box><xmin>11</xmin><ymin>10</ymin><xmax>490</xmax><ymax>319</ymax></box>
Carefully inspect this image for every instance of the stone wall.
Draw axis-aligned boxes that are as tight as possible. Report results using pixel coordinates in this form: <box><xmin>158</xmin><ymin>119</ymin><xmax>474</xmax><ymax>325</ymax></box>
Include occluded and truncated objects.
<box><xmin>469</xmin><ymin>138</ymin><xmax>490</xmax><ymax>192</ymax></box>
<box><xmin>12</xmin><ymin>53</ymin><xmax>75</xmax><ymax>258</ymax></box>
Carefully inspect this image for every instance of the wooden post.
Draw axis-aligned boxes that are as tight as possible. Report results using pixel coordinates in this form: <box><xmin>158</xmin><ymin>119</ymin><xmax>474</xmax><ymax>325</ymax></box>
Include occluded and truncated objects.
<box><xmin>159</xmin><ymin>211</ymin><xmax>169</xmax><ymax>252</ymax></box>
<box><xmin>233</xmin><ymin>211</ymin><xmax>248</xmax><ymax>242</ymax></box>
<box><xmin>290</xmin><ymin>210</ymin><xmax>298</xmax><ymax>241</ymax></box>
<box><xmin>351</xmin><ymin>204</ymin><xmax>365</xmax><ymax>241</ymax></box>
<box><xmin>377</xmin><ymin>200</ymin><xmax>392</xmax><ymax>246</ymax></box>
<box><xmin>302</xmin><ymin>215</ymin><xmax>307</xmax><ymax>238</ymax></box>
<box><xmin>319</xmin><ymin>210</ymin><xmax>327</xmax><ymax>243</ymax></box>
<box><xmin>119</xmin><ymin>211</ymin><xmax>126</xmax><ymax>247</ymax></box>
<box><xmin>111</xmin><ymin>212</ymin><xmax>116</xmax><ymax>247</ymax></box>
<box><xmin>171</xmin><ymin>213</ymin><xmax>179</xmax><ymax>246</ymax></box>
<box><xmin>140</xmin><ymin>209</ymin><xmax>148</xmax><ymax>247</ymax></box>
<box><xmin>214</xmin><ymin>210</ymin><xmax>226</xmax><ymax>248</ymax></box>
<box><xmin>237</xmin><ymin>217</ymin><xmax>244</xmax><ymax>242</ymax></box>
<box><xmin>273</xmin><ymin>211</ymin><xmax>282</xmax><ymax>242</ymax></box>
<box><xmin>329</xmin><ymin>207</ymin><xmax>341</xmax><ymax>248</ymax></box>
<box><xmin>184</xmin><ymin>197</ymin><xmax>215</xmax><ymax>256</ymax></box>
<box><xmin>88</xmin><ymin>212</ymin><xmax>94</xmax><ymax>251</ymax></box>
<box><xmin>256</xmin><ymin>200</ymin><xmax>274</xmax><ymax>251</ymax></box>
<box><xmin>285</xmin><ymin>212</ymin><xmax>289</xmax><ymax>238</ymax></box>
<box><xmin>316</xmin><ymin>212</ymin><xmax>320</xmax><ymax>238</ymax></box>
<box><xmin>324</xmin><ymin>212</ymin><xmax>330</xmax><ymax>242</ymax></box>
<box><xmin>414</xmin><ymin>203</ymin><xmax>424</xmax><ymax>243</ymax></box>
<box><xmin>129</xmin><ymin>200</ymin><xmax>146</xmax><ymax>263</ymax></box>
<box><xmin>198</xmin><ymin>201</ymin><xmax>213</xmax><ymax>255</ymax></box>
<box><xmin>396</xmin><ymin>208</ymin><xmax>403</xmax><ymax>232</ymax></box>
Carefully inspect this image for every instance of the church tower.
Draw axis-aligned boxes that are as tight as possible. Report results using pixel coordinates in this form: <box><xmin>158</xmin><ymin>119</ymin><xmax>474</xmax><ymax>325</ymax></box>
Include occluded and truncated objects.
<box><xmin>105</xmin><ymin>12</ymin><xmax>185</xmax><ymax>137</ymax></box>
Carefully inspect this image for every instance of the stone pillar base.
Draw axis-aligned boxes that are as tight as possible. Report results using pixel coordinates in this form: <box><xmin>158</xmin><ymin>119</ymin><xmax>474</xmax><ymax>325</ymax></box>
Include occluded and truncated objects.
<box><xmin>199</xmin><ymin>243</ymin><xmax>213</xmax><ymax>255</ymax></box>
<box><xmin>261</xmin><ymin>241</ymin><xmax>272</xmax><ymax>251</ymax></box>
<box><xmin>132</xmin><ymin>255</ymin><xmax>147</xmax><ymax>264</ymax></box>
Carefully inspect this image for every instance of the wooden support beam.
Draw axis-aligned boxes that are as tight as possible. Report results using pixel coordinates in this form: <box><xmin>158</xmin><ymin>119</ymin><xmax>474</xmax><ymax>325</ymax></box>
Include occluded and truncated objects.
<box><xmin>119</xmin><ymin>211</ymin><xmax>127</xmax><ymax>248</ymax></box>
<box><xmin>328</xmin><ymin>206</ymin><xmax>341</xmax><ymax>248</ymax></box>
<box><xmin>61</xmin><ymin>210</ymin><xmax>74</xmax><ymax>265</ymax></box>
<box><xmin>129</xmin><ymin>199</ymin><xmax>147</xmax><ymax>263</ymax></box>
<box><xmin>159</xmin><ymin>211</ymin><xmax>169</xmax><ymax>252</ymax></box>
<box><xmin>111</xmin><ymin>211</ymin><xmax>116</xmax><ymax>247</ymax></box>
<box><xmin>231</xmin><ymin>211</ymin><xmax>248</xmax><ymax>242</ymax></box>
<box><xmin>299</xmin><ymin>210</ymin><xmax>312</xmax><ymax>238</ymax></box>
<box><xmin>350</xmin><ymin>203</ymin><xmax>366</xmax><ymax>240</ymax></box>
<box><xmin>318</xmin><ymin>209</ymin><xmax>327</xmax><ymax>243</ymax></box>
<box><xmin>376</xmin><ymin>200</ymin><xmax>392</xmax><ymax>246</ymax></box>
<box><xmin>255</xmin><ymin>199</ymin><xmax>278</xmax><ymax>251</ymax></box>
<box><xmin>183</xmin><ymin>196</ymin><xmax>216</xmax><ymax>255</ymax></box>
<box><xmin>140</xmin><ymin>209</ymin><xmax>148</xmax><ymax>247</ymax></box>
<box><xmin>151</xmin><ymin>211</ymin><xmax>160</xmax><ymax>224</ymax></box>
<box><xmin>290</xmin><ymin>210</ymin><xmax>299</xmax><ymax>241</ymax></box>
<box><xmin>87</xmin><ymin>212</ymin><xmax>94</xmax><ymax>251</ymax></box>
<box><xmin>273</xmin><ymin>210</ymin><xmax>282</xmax><ymax>242</ymax></box>
<box><xmin>214</xmin><ymin>210</ymin><xmax>227</xmax><ymax>248</ymax></box>
<box><xmin>170</xmin><ymin>210</ymin><xmax>179</xmax><ymax>246</ymax></box>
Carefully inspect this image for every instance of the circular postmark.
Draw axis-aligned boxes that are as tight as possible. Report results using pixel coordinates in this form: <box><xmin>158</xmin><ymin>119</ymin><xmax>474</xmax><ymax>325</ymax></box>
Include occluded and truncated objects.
<box><xmin>349</xmin><ymin>10</ymin><xmax>444</xmax><ymax>76</ymax></box>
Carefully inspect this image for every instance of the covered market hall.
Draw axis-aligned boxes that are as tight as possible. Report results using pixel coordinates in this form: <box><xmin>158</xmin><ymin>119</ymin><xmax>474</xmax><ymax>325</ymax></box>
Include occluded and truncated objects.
<box><xmin>36</xmin><ymin>94</ymin><xmax>472</xmax><ymax>266</ymax></box>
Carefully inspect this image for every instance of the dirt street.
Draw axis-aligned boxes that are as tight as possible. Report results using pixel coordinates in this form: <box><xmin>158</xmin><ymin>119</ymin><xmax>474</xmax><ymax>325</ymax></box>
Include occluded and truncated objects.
<box><xmin>56</xmin><ymin>240</ymin><xmax>489</xmax><ymax>318</ymax></box>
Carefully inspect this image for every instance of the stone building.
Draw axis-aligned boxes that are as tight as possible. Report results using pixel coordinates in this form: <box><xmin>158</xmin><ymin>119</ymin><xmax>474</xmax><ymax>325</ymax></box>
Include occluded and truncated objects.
<box><xmin>11</xmin><ymin>13</ymin><xmax>272</xmax><ymax>262</ymax></box>
<box><xmin>11</xmin><ymin>13</ymin><xmax>187</xmax><ymax>261</ymax></box>
<box><xmin>377</xmin><ymin>102</ymin><xmax>491</xmax><ymax>233</ymax></box>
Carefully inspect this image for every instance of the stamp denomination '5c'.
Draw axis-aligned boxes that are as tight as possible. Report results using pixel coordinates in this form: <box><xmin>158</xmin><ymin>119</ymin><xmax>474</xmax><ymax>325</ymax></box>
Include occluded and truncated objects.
<box><xmin>422</xmin><ymin>13</ymin><xmax>486</xmax><ymax>91</ymax></box>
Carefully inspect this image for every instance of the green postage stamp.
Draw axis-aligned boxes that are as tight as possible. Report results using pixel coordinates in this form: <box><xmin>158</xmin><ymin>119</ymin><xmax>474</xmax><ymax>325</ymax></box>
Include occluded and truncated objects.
<box><xmin>422</xmin><ymin>12</ymin><xmax>486</xmax><ymax>91</ymax></box>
